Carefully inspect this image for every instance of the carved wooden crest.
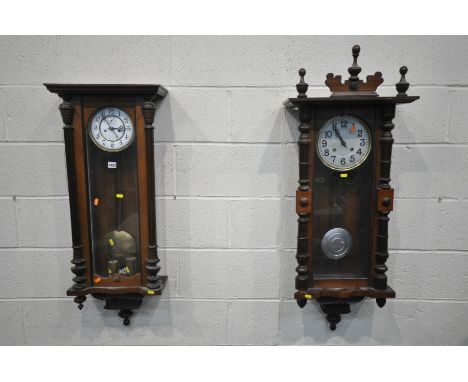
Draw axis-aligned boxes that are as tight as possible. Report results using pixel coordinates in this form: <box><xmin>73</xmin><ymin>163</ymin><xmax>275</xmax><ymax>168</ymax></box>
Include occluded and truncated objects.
<box><xmin>324</xmin><ymin>45</ymin><xmax>384</xmax><ymax>96</ymax></box>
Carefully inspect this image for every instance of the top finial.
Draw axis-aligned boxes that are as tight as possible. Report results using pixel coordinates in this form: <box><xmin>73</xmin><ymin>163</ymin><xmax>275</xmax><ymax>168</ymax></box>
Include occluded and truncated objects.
<box><xmin>347</xmin><ymin>45</ymin><xmax>362</xmax><ymax>91</ymax></box>
<box><xmin>348</xmin><ymin>45</ymin><xmax>362</xmax><ymax>90</ymax></box>
<box><xmin>396</xmin><ymin>66</ymin><xmax>410</xmax><ymax>96</ymax></box>
<box><xmin>296</xmin><ymin>68</ymin><xmax>308</xmax><ymax>98</ymax></box>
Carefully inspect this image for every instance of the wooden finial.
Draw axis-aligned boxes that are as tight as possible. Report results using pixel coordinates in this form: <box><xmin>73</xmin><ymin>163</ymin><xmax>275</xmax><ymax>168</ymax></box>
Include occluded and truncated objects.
<box><xmin>348</xmin><ymin>45</ymin><xmax>362</xmax><ymax>90</ymax></box>
<box><xmin>296</xmin><ymin>68</ymin><xmax>308</xmax><ymax>98</ymax></box>
<box><xmin>396</xmin><ymin>66</ymin><xmax>410</xmax><ymax>96</ymax></box>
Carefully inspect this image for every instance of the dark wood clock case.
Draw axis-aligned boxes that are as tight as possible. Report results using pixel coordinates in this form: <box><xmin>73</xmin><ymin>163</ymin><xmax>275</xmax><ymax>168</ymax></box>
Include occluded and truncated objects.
<box><xmin>45</xmin><ymin>84</ymin><xmax>168</xmax><ymax>325</ymax></box>
<box><xmin>284</xmin><ymin>46</ymin><xmax>419</xmax><ymax>330</ymax></box>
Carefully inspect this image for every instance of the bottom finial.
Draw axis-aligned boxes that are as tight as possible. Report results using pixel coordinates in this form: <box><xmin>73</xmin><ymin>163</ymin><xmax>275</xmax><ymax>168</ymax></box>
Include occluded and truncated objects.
<box><xmin>74</xmin><ymin>295</ymin><xmax>86</xmax><ymax>310</ymax></box>
<box><xmin>326</xmin><ymin>313</ymin><xmax>341</xmax><ymax>331</ymax></box>
<box><xmin>297</xmin><ymin>299</ymin><xmax>307</xmax><ymax>308</ymax></box>
<box><xmin>376</xmin><ymin>298</ymin><xmax>386</xmax><ymax>308</ymax></box>
<box><xmin>119</xmin><ymin>309</ymin><xmax>133</xmax><ymax>326</ymax></box>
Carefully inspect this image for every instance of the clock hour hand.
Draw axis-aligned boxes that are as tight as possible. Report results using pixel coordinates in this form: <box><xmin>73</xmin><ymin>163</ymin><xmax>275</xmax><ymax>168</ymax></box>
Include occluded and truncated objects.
<box><xmin>103</xmin><ymin>119</ymin><xmax>120</xmax><ymax>138</ymax></box>
<box><xmin>103</xmin><ymin>118</ymin><xmax>117</xmax><ymax>136</ymax></box>
<box><xmin>332</xmin><ymin>125</ymin><xmax>347</xmax><ymax>148</ymax></box>
<box><xmin>107</xmin><ymin>125</ymin><xmax>119</xmax><ymax>138</ymax></box>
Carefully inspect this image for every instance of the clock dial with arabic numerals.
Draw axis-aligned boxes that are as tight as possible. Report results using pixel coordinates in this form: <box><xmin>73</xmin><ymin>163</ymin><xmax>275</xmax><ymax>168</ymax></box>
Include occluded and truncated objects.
<box><xmin>317</xmin><ymin>115</ymin><xmax>371</xmax><ymax>171</ymax></box>
<box><xmin>89</xmin><ymin>107</ymin><xmax>134</xmax><ymax>152</ymax></box>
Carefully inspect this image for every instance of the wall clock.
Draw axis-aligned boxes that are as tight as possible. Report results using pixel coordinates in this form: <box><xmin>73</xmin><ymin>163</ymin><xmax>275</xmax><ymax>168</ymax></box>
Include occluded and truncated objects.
<box><xmin>284</xmin><ymin>46</ymin><xmax>419</xmax><ymax>330</ymax></box>
<box><xmin>45</xmin><ymin>84</ymin><xmax>168</xmax><ymax>325</ymax></box>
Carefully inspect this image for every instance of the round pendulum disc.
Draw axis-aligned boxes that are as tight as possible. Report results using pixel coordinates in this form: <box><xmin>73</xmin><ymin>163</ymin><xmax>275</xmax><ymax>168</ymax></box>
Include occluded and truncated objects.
<box><xmin>321</xmin><ymin>228</ymin><xmax>352</xmax><ymax>260</ymax></box>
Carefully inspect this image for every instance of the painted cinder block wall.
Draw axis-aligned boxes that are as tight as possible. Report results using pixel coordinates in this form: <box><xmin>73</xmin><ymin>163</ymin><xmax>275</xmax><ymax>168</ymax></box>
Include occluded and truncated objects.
<box><xmin>1</xmin><ymin>36</ymin><xmax>467</xmax><ymax>345</ymax></box>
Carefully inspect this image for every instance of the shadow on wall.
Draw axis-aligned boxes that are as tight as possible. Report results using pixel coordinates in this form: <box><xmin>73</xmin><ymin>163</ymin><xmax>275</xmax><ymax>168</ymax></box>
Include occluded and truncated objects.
<box><xmin>298</xmin><ymin>299</ymin><xmax>403</xmax><ymax>344</ymax></box>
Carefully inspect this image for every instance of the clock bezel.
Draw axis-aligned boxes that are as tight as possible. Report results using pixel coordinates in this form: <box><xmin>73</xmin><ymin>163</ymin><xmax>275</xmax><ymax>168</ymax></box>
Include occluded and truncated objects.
<box><xmin>316</xmin><ymin>114</ymin><xmax>372</xmax><ymax>172</ymax></box>
<box><xmin>88</xmin><ymin>106</ymin><xmax>135</xmax><ymax>153</ymax></box>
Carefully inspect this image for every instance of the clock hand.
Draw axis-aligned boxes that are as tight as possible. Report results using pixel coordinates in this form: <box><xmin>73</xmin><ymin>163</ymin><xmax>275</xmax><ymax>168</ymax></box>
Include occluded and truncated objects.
<box><xmin>332</xmin><ymin>125</ymin><xmax>347</xmax><ymax>148</ymax></box>
<box><xmin>110</xmin><ymin>127</ymin><xmax>119</xmax><ymax>138</ymax></box>
<box><xmin>104</xmin><ymin>119</ymin><xmax>119</xmax><ymax>138</ymax></box>
<box><xmin>106</xmin><ymin>124</ymin><xmax>119</xmax><ymax>135</ymax></box>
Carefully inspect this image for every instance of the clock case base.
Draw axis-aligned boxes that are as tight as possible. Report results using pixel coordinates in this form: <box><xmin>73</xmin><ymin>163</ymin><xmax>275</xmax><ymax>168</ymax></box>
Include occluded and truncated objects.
<box><xmin>67</xmin><ymin>276</ymin><xmax>167</xmax><ymax>325</ymax></box>
<box><xmin>295</xmin><ymin>286</ymin><xmax>395</xmax><ymax>330</ymax></box>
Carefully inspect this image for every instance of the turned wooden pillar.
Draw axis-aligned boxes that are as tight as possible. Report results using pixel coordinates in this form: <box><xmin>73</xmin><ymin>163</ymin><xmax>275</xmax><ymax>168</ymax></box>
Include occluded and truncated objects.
<box><xmin>59</xmin><ymin>95</ymin><xmax>87</xmax><ymax>309</ymax></box>
<box><xmin>141</xmin><ymin>97</ymin><xmax>162</xmax><ymax>290</ymax></box>
<box><xmin>374</xmin><ymin>103</ymin><xmax>395</xmax><ymax>307</ymax></box>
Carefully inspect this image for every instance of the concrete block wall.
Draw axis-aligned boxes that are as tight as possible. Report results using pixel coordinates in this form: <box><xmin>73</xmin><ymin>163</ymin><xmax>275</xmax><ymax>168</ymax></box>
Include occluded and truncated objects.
<box><xmin>0</xmin><ymin>36</ymin><xmax>467</xmax><ymax>345</ymax></box>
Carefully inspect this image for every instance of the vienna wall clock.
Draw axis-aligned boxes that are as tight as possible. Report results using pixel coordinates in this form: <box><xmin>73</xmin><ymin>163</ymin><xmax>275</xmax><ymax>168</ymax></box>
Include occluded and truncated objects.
<box><xmin>45</xmin><ymin>84</ymin><xmax>168</xmax><ymax>325</ymax></box>
<box><xmin>284</xmin><ymin>46</ymin><xmax>419</xmax><ymax>330</ymax></box>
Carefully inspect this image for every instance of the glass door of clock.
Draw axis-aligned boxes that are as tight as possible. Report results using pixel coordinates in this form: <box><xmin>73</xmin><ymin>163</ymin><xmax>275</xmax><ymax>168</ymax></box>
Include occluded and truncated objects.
<box><xmin>85</xmin><ymin>105</ymin><xmax>141</xmax><ymax>286</ymax></box>
<box><xmin>312</xmin><ymin>110</ymin><xmax>376</xmax><ymax>281</ymax></box>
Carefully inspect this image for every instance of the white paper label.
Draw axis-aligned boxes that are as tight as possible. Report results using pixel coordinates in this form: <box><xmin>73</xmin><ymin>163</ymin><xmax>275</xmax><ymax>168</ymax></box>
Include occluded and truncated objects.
<box><xmin>108</xmin><ymin>161</ymin><xmax>117</xmax><ymax>169</ymax></box>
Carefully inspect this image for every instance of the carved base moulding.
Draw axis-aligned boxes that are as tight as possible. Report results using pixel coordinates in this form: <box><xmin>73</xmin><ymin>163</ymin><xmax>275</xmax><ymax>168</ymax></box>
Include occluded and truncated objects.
<box><xmin>67</xmin><ymin>276</ymin><xmax>167</xmax><ymax>325</ymax></box>
<box><xmin>294</xmin><ymin>287</ymin><xmax>395</xmax><ymax>330</ymax></box>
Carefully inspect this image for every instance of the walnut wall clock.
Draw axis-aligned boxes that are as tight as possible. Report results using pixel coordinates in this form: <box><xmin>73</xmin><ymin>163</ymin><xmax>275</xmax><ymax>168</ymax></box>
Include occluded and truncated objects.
<box><xmin>284</xmin><ymin>46</ymin><xmax>419</xmax><ymax>330</ymax></box>
<box><xmin>45</xmin><ymin>84</ymin><xmax>168</xmax><ymax>325</ymax></box>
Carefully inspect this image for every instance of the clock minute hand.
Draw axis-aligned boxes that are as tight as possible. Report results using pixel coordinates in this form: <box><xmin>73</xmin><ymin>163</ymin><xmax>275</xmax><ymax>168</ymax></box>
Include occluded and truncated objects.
<box><xmin>107</xmin><ymin>124</ymin><xmax>119</xmax><ymax>138</ymax></box>
<box><xmin>332</xmin><ymin>125</ymin><xmax>347</xmax><ymax>148</ymax></box>
<box><xmin>109</xmin><ymin>126</ymin><xmax>119</xmax><ymax>138</ymax></box>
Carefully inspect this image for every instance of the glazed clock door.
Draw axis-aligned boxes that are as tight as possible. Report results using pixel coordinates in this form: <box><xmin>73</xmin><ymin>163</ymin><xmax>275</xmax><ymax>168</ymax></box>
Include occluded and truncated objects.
<box><xmin>84</xmin><ymin>97</ymin><xmax>142</xmax><ymax>287</ymax></box>
<box><xmin>312</xmin><ymin>107</ymin><xmax>377</xmax><ymax>284</ymax></box>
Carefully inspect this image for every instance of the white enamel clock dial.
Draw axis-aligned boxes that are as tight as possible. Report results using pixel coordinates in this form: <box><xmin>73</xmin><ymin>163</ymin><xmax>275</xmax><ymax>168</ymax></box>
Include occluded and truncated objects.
<box><xmin>89</xmin><ymin>107</ymin><xmax>134</xmax><ymax>152</ymax></box>
<box><xmin>317</xmin><ymin>115</ymin><xmax>371</xmax><ymax>171</ymax></box>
